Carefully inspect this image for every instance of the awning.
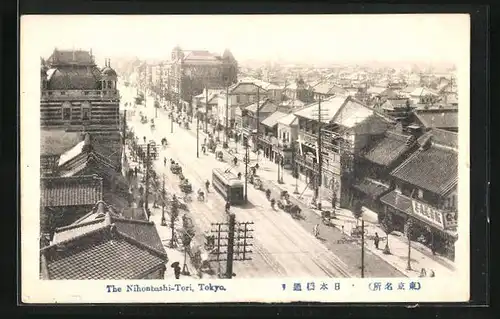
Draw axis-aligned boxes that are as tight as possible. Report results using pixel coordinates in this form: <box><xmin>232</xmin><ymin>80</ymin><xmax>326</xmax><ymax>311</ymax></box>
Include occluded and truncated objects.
<box><xmin>380</xmin><ymin>190</ymin><xmax>412</xmax><ymax>214</ymax></box>
<box><xmin>353</xmin><ymin>179</ymin><xmax>390</xmax><ymax>198</ymax></box>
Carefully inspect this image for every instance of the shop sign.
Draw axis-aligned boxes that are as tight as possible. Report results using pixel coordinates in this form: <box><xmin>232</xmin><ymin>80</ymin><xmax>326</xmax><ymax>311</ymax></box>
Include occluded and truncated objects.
<box><xmin>411</xmin><ymin>200</ymin><xmax>444</xmax><ymax>229</ymax></box>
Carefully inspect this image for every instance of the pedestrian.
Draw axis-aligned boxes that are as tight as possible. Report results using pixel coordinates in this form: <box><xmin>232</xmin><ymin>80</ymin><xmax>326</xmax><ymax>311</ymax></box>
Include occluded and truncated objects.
<box><xmin>164</xmin><ymin>157</ymin><xmax>167</xmax><ymax>167</ymax></box>
<box><xmin>419</xmin><ymin>268</ymin><xmax>427</xmax><ymax>277</ymax></box>
<box><xmin>134</xmin><ymin>166</ymin><xmax>138</xmax><ymax>177</ymax></box>
<box><xmin>174</xmin><ymin>264</ymin><xmax>181</xmax><ymax>279</ymax></box>
<box><xmin>331</xmin><ymin>193</ymin><xmax>337</xmax><ymax>210</ymax></box>
<box><xmin>374</xmin><ymin>232</ymin><xmax>380</xmax><ymax>249</ymax></box>
<box><xmin>225</xmin><ymin>201</ymin><xmax>231</xmax><ymax>213</ymax></box>
<box><xmin>313</xmin><ymin>224</ymin><xmax>320</xmax><ymax>238</ymax></box>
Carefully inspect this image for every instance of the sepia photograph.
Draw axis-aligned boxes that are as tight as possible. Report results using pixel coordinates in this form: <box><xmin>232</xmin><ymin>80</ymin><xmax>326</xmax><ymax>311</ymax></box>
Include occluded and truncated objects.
<box><xmin>21</xmin><ymin>14</ymin><xmax>470</xmax><ymax>303</ymax></box>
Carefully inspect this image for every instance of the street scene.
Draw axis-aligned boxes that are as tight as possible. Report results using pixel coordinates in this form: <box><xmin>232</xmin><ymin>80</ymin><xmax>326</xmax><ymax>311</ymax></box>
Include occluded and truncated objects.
<box><xmin>36</xmin><ymin>15</ymin><xmax>463</xmax><ymax>281</ymax></box>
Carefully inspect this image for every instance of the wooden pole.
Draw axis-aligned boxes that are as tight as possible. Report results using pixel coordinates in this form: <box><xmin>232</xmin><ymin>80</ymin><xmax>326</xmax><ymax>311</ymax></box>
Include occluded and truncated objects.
<box><xmin>144</xmin><ymin>143</ymin><xmax>150</xmax><ymax>218</ymax></box>
<box><xmin>226</xmin><ymin>213</ymin><xmax>236</xmax><ymax>279</ymax></box>
<box><xmin>361</xmin><ymin>219</ymin><xmax>365</xmax><ymax>278</ymax></box>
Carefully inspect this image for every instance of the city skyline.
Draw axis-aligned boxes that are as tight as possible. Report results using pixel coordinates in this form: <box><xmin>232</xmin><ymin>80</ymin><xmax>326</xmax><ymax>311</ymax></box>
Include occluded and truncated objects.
<box><xmin>25</xmin><ymin>14</ymin><xmax>469</xmax><ymax>67</ymax></box>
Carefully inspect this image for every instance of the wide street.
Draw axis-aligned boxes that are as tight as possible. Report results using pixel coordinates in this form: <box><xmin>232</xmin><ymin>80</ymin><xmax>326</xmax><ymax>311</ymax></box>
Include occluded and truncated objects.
<box><xmin>120</xmin><ymin>84</ymin><xmax>402</xmax><ymax>278</ymax></box>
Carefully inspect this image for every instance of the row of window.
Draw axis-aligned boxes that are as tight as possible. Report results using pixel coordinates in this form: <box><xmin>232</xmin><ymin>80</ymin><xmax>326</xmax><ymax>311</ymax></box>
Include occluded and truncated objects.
<box><xmin>62</xmin><ymin>106</ymin><xmax>91</xmax><ymax>121</ymax></box>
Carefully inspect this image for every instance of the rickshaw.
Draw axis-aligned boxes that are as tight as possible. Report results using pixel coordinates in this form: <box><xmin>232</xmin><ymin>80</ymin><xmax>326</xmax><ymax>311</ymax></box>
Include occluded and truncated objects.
<box><xmin>170</xmin><ymin>162</ymin><xmax>182</xmax><ymax>174</ymax></box>
<box><xmin>180</xmin><ymin>179</ymin><xmax>193</xmax><ymax>194</ymax></box>
<box><xmin>277</xmin><ymin>192</ymin><xmax>293</xmax><ymax>211</ymax></box>
<box><xmin>184</xmin><ymin>121</ymin><xmax>190</xmax><ymax>130</ymax></box>
<box><xmin>321</xmin><ymin>210</ymin><xmax>336</xmax><ymax>226</ymax></box>
<box><xmin>350</xmin><ymin>225</ymin><xmax>367</xmax><ymax>238</ymax></box>
<box><xmin>253</xmin><ymin>176</ymin><xmax>263</xmax><ymax>190</ymax></box>
<box><xmin>140</xmin><ymin>115</ymin><xmax>148</xmax><ymax>124</ymax></box>
<box><xmin>161</xmin><ymin>137</ymin><xmax>168</xmax><ymax>148</ymax></box>
<box><xmin>289</xmin><ymin>204</ymin><xmax>302</xmax><ymax>219</ymax></box>
<box><xmin>216</xmin><ymin>151</ymin><xmax>223</xmax><ymax>161</ymax></box>
<box><xmin>197</xmin><ymin>189</ymin><xmax>205</xmax><ymax>201</ymax></box>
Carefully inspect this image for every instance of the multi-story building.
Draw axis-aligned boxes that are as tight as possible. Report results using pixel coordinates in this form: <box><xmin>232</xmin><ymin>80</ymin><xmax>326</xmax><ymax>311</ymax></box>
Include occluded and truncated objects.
<box><xmin>293</xmin><ymin>96</ymin><xmax>392</xmax><ymax>207</ymax></box>
<box><xmin>218</xmin><ymin>82</ymin><xmax>267</xmax><ymax>136</ymax></box>
<box><xmin>380</xmin><ymin>128</ymin><xmax>458</xmax><ymax>260</ymax></box>
<box><xmin>40</xmin><ymin>49</ymin><xmax>123</xmax><ymax>171</ymax></box>
<box><xmin>167</xmin><ymin>46</ymin><xmax>238</xmax><ymax>111</ymax></box>
<box><xmin>40</xmin><ymin>49</ymin><xmax>120</xmax><ymax>133</ymax></box>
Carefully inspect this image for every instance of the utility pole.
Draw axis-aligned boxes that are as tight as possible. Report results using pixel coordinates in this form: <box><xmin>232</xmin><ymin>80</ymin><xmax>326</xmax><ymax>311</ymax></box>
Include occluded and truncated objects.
<box><xmin>122</xmin><ymin>110</ymin><xmax>127</xmax><ymax>146</ymax></box>
<box><xmin>226</xmin><ymin>213</ymin><xmax>236</xmax><ymax>278</ymax></box>
<box><xmin>205</xmin><ymin>85</ymin><xmax>209</xmax><ymax>133</ymax></box>
<box><xmin>224</xmin><ymin>81</ymin><xmax>229</xmax><ymax>148</ymax></box>
<box><xmin>209</xmin><ymin>217</ymin><xmax>253</xmax><ymax>279</ymax></box>
<box><xmin>196</xmin><ymin>104</ymin><xmax>200</xmax><ymax>158</ymax></box>
<box><xmin>161</xmin><ymin>174</ymin><xmax>166</xmax><ymax>226</ymax></box>
<box><xmin>144</xmin><ymin>143</ymin><xmax>151</xmax><ymax>218</ymax></box>
<box><xmin>361</xmin><ymin>219</ymin><xmax>365</xmax><ymax>278</ymax></box>
<box><xmin>256</xmin><ymin>86</ymin><xmax>260</xmax><ymax>161</ymax></box>
<box><xmin>244</xmin><ymin>140</ymin><xmax>249</xmax><ymax>203</ymax></box>
<box><xmin>312</xmin><ymin>95</ymin><xmax>328</xmax><ymax>210</ymax></box>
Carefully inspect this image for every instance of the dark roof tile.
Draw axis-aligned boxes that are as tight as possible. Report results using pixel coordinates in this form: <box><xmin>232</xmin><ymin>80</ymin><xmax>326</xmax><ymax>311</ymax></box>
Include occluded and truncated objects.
<box><xmin>390</xmin><ymin>144</ymin><xmax>458</xmax><ymax>196</ymax></box>
<box><xmin>42</xmin><ymin>227</ymin><xmax>167</xmax><ymax>280</ymax></box>
<box><xmin>41</xmin><ymin>175</ymin><xmax>103</xmax><ymax>207</ymax></box>
<box><xmin>363</xmin><ymin>130</ymin><xmax>416</xmax><ymax>166</ymax></box>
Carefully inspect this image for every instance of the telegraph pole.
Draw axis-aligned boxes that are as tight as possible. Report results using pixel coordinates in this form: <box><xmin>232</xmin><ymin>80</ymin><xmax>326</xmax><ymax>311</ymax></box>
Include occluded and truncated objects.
<box><xmin>256</xmin><ymin>86</ymin><xmax>260</xmax><ymax>161</ymax></box>
<box><xmin>122</xmin><ymin>110</ymin><xmax>127</xmax><ymax>146</ymax></box>
<box><xmin>196</xmin><ymin>105</ymin><xmax>200</xmax><ymax>158</ymax></box>
<box><xmin>312</xmin><ymin>95</ymin><xmax>328</xmax><ymax>210</ymax></box>
<box><xmin>205</xmin><ymin>85</ymin><xmax>209</xmax><ymax>133</ymax></box>
<box><xmin>224</xmin><ymin>81</ymin><xmax>229</xmax><ymax>148</ymax></box>
<box><xmin>244</xmin><ymin>140</ymin><xmax>249</xmax><ymax>203</ymax></box>
<box><xmin>161</xmin><ymin>174</ymin><xmax>166</xmax><ymax>226</ymax></box>
<box><xmin>209</xmin><ymin>216</ymin><xmax>253</xmax><ymax>279</ymax></box>
<box><xmin>361</xmin><ymin>219</ymin><xmax>365</xmax><ymax>278</ymax></box>
<box><xmin>144</xmin><ymin>143</ymin><xmax>151</xmax><ymax>217</ymax></box>
<box><xmin>292</xmin><ymin>141</ymin><xmax>299</xmax><ymax>194</ymax></box>
<box><xmin>226</xmin><ymin>213</ymin><xmax>236</xmax><ymax>278</ymax></box>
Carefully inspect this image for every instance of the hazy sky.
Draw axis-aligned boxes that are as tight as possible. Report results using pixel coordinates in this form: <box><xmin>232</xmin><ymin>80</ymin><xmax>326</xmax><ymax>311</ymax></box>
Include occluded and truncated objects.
<box><xmin>22</xmin><ymin>14</ymin><xmax>469</xmax><ymax>66</ymax></box>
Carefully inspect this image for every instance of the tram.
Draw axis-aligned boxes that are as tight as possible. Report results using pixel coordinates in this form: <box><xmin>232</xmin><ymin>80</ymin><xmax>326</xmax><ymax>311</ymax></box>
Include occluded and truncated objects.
<box><xmin>212</xmin><ymin>168</ymin><xmax>245</xmax><ymax>205</ymax></box>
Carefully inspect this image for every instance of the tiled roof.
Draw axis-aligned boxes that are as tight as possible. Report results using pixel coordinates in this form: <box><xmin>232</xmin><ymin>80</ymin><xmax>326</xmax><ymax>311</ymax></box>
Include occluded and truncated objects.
<box><xmin>391</xmin><ymin>141</ymin><xmax>458</xmax><ymax>196</ymax></box>
<box><xmin>409</xmin><ymin>87</ymin><xmax>439</xmax><ymax>97</ymax></box>
<box><xmin>47</xmin><ymin>67</ymin><xmax>101</xmax><ymax>90</ymax></box>
<box><xmin>261</xmin><ymin>111</ymin><xmax>288</xmax><ymax>128</ymax></box>
<box><xmin>48</xmin><ymin>49</ymin><xmax>94</xmax><ymax>66</ymax></box>
<box><xmin>277</xmin><ymin>113</ymin><xmax>298</xmax><ymax>126</ymax></box>
<box><xmin>380</xmin><ymin>190</ymin><xmax>412</xmax><ymax>214</ymax></box>
<box><xmin>353</xmin><ymin>178</ymin><xmax>390</xmax><ymax>198</ymax></box>
<box><xmin>313</xmin><ymin>83</ymin><xmax>335</xmax><ymax>95</ymax></box>
<box><xmin>53</xmin><ymin>204</ymin><xmax>166</xmax><ymax>255</ymax></box>
<box><xmin>41</xmin><ymin>175</ymin><xmax>103</xmax><ymax>207</ymax></box>
<box><xmin>293</xmin><ymin>96</ymin><xmax>346</xmax><ymax>123</ymax></box>
<box><xmin>363</xmin><ymin>130</ymin><xmax>416</xmax><ymax>166</ymax></box>
<box><xmin>381</xmin><ymin>98</ymin><xmax>410</xmax><ymax>111</ymax></box>
<box><xmin>414</xmin><ymin>109</ymin><xmax>458</xmax><ymax>129</ymax></box>
<box><xmin>245</xmin><ymin>99</ymin><xmax>278</xmax><ymax>113</ymax></box>
<box><xmin>41</xmin><ymin>226</ymin><xmax>167</xmax><ymax>280</ymax></box>
<box><xmin>40</xmin><ymin>130</ymin><xmax>83</xmax><ymax>156</ymax></box>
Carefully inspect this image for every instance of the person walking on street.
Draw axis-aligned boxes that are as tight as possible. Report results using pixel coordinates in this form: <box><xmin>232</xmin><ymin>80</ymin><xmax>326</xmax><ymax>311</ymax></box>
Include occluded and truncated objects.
<box><xmin>173</xmin><ymin>263</ymin><xmax>181</xmax><ymax>279</ymax></box>
<box><xmin>313</xmin><ymin>224</ymin><xmax>320</xmax><ymax>238</ymax></box>
<box><xmin>225</xmin><ymin>201</ymin><xmax>231</xmax><ymax>213</ymax></box>
<box><xmin>134</xmin><ymin>166</ymin><xmax>138</xmax><ymax>177</ymax></box>
<box><xmin>164</xmin><ymin>157</ymin><xmax>167</xmax><ymax>167</ymax></box>
<box><xmin>374</xmin><ymin>232</ymin><xmax>380</xmax><ymax>249</ymax></box>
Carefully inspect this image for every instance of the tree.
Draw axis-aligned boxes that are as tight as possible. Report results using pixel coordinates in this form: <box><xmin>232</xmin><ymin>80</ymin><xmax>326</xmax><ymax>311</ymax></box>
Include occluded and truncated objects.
<box><xmin>352</xmin><ymin>200</ymin><xmax>363</xmax><ymax>226</ymax></box>
<box><xmin>379</xmin><ymin>213</ymin><xmax>396</xmax><ymax>255</ymax></box>
<box><xmin>169</xmin><ymin>195</ymin><xmax>180</xmax><ymax>248</ymax></box>
<box><xmin>404</xmin><ymin>218</ymin><xmax>414</xmax><ymax>270</ymax></box>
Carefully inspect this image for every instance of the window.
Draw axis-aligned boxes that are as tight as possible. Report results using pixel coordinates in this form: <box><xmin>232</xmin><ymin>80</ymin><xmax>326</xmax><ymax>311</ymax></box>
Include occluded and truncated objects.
<box><xmin>84</xmin><ymin>91</ymin><xmax>89</xmax><ymax>95</ymax></box>
<box><xmin>82</xmin><ymin>103</ymin><xmax>91</xmax><ymax>121</ymax></box>
<box><xmin>417</xmin><ymin>189</ymin><xmax>424</xmax><ymax>199</ymax></box>
<box><xmin>60</xmin><ymin>91</ymin><xmax>66</xmax><ymax>95</ymax></box>
<box><xmin>48</xmin><ymin>91</ymin><xmax>53</xmax><ymax>96</ymax></box>
<box><xmin>63</xmin><ymin>107</ymin><xmax>71</xmax><ymax>120</ymax></box>
<box><xmin>236</xmin><ymin>95</ymin><xmax>241</xmax><ymax>103</ymax></box>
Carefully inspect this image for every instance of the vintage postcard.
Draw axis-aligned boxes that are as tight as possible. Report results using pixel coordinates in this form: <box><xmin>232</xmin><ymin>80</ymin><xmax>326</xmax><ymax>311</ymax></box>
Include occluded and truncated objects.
<box><xmin>21</xmin><ymin>14</ymin><xmax>470</xmax><ymax>303</ymax></box>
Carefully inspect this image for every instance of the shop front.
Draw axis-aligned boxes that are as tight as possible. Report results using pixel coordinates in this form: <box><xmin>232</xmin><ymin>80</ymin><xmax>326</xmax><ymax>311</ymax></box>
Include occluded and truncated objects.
<box><xmin>380</xmin><ymin>190</ymin><xmax>458</xmax><ymax>261</ymax></box>
<box><xmin>352</xmin><ymin>178</ymin><xmax>391</xmax><ymax>219</ymax></box>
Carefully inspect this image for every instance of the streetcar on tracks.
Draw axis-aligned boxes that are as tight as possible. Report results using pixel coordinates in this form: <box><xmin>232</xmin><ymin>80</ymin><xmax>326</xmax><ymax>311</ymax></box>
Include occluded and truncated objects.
<box><xmin>212</xmin><ymin>168</ymin><xmax>244</xmax><ymax>205</ymax></box>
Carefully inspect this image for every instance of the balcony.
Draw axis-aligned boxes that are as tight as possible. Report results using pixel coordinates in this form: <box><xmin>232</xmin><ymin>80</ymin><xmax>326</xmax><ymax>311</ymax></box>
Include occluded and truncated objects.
<box><xmin>295</xmin><ymin>154</ymin><xmax>319</xmax><ymax>173</ymax></box>
<box><xmin>41</xmin><ymin>90</ymin><xmax>119</xmax><ymax>101</ymax></box>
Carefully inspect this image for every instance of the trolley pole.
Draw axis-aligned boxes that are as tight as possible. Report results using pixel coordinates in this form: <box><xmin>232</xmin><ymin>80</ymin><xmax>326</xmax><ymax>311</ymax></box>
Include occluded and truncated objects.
<box><xmin>161</xmin><ymin>175</ymin><xmax>166</xmax><ymax>225</ymax></box>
